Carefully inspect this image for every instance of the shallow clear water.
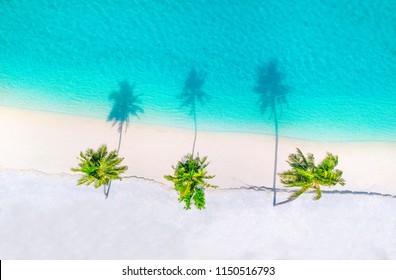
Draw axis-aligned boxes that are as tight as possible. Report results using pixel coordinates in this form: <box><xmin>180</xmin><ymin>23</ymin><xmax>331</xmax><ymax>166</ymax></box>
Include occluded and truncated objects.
<box><xmin>1</xmin><ymin>0</ymin><xmax>395</xmax><ymax>141</ymax></box>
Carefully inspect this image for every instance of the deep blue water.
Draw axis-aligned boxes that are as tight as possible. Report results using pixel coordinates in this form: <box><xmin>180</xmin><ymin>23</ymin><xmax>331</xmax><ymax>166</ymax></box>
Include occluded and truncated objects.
<box><xmin>1</xmin><ymin>0</ymin><xmax>395</xmax><ymax>141</ymax></box>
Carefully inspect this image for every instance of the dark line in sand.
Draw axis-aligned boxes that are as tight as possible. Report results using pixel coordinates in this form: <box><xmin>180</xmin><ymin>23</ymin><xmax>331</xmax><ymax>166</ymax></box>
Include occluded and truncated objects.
<box><xmin>2</xmin><ymin>167</ymin><xmax>396</xmax><ymax>199</ymax></box>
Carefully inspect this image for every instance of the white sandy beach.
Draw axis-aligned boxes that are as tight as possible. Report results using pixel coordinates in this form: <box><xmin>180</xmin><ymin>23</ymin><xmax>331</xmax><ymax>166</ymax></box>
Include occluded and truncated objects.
<box><xmin>1</xmin><ymin>106</ymin><xmax>396</xmax><ymax>259</ymax></box>
<box><xmin>1</xmin><ymin>169</ymin><xmax>396</xmax><ymax>259</ymax></box>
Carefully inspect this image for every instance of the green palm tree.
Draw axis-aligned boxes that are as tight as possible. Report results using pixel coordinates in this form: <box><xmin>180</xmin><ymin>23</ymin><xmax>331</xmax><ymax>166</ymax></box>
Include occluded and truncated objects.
<box><xmin>71</xmin><ymin>145</ymin><xmax>128</xmax><ymax>198</ymax></box>
<box><xmin>278</xmin><ymin>148</ymin><xmax>345</xmax><ymax>200</ymax></box>
<box><xmin>164</xmin><ymin>154</ymin><xmax>216</xmax><ymax>210</ymax></box>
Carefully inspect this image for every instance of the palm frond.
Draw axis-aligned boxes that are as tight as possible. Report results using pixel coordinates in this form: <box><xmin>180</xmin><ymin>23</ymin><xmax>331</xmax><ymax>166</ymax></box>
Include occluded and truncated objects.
<box><xmin>71</xmin><ymin>145</ymin><xmax>128</xmax><ymax>193</ymax></box>
<box><xmin>164</xmin><ymin>153</ymin><xmax>216</xmax><ymax>210</ymax></box>
<box><xmin>279</xmin><ymin>148</ymin><xmax>345</xmax><ymax>201</ymax></box>
<box><xmin>313</xmin><ymin>186</ymin><xmax>322</xmax><ymax>200</ymax></box>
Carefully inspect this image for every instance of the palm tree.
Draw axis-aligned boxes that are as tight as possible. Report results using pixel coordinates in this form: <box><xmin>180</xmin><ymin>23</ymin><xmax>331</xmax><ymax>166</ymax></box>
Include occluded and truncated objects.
<box><xmin>71</xmin><ymin>145</ymin><xmax>128</xmax><ymax>199</ymax></box>
<box><xmin>180</xmin><ymin>68</ymin><xmax>207</xmax><ymax>156</ymax></box>
<box><xmin>278</xmin><ymin>148</ymin><xmax>345</xmax><ymax>200</ymax></box>
<box><xmin>165</xmin><ymin>68</ymin><xmax>214</xmax><ymax>210</ymax></box>
<box><xmin>164</xmin><ymin>154</ymin><xmax>216</xmax><ymax>210</ymax></box>
<box><xmin>253</xmin><ymin>60</ymin><xmax>288</xmax><ymax>206</ymax></box>
<box><xmin>108</xmin><ymin>80</ymin><xmax>144</xmax><ymax>154</ymax></box>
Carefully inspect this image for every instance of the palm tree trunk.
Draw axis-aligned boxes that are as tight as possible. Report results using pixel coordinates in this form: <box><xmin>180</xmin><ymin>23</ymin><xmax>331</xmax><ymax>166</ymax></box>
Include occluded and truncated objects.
<box><xmin>273</xmin><ymin>108</ymin><xmax>279</xmax><ymax>206</ymax></box>
<box><xmin>192</xmin><ymin>104</ymin><xmax>197</xmax><ymax>157</ymax></box>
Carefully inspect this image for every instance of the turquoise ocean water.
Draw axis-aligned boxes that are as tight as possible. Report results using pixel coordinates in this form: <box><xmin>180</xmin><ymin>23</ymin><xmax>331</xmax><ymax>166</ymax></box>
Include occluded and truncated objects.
<box><xmin>0</xmin><ymin>0</ymin><xmax>395</xmax><ymax>141</ymax></box>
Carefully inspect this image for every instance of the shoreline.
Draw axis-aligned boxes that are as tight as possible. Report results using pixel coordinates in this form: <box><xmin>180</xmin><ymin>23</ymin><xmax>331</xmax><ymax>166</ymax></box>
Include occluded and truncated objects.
<box><xmin>2</xmin><ymin>103</ymin><xmax>396</xmax><ymax>144</ymax></box>
<box><xmin>1</xmin><ymin>106</ymin><xmax>396</xmax><ymax>195</ymax></box>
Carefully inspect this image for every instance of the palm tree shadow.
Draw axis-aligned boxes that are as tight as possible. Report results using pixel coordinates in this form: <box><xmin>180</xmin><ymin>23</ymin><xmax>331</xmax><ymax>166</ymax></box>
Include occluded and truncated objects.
<box><xmin>253</xmin><ymin>60</ymin><xmax>288</xmax><ymax>115</ymax></box>
<box><xmin>105</xmin><ymin>80</ymin><xmax>144</xmax><ymax>199</ymax></box>
<box><xmin>253</xmin><ymin>59</ymin><xmax>289</xmax><ymax>206</ymax></box>
<box><xmin>178</xmin><ymin>68</ymin><xmax>208</xmax><ymax>156</ymax></box>
<box><xmin>107</xmin><ymin>80</ymin><xmax>144</xmax><ymax>153</ymax></box>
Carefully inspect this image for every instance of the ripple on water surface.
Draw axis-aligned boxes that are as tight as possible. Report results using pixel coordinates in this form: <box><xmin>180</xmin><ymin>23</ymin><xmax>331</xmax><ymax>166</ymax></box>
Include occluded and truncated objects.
<box><xmin>0</xmin><ymin>0</ymin><xmax>395</xmax><ymax>141</ymax></box>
